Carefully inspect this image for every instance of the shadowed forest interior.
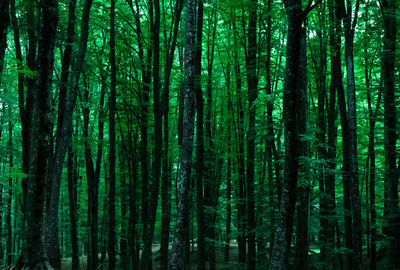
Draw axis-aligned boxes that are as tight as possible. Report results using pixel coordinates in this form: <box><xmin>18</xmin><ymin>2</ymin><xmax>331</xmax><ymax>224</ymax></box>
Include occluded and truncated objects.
<box><xmin>0</xmin><ymin>0</ymin><xmax>399</xmax><ymax>269</ymax></box>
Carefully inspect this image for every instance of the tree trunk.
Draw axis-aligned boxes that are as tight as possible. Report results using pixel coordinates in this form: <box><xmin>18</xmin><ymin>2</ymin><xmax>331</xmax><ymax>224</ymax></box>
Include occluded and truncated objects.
<box><xmin>108</xmin><ymin>0</ymin><xmax>117</xmax><ymax>268</ymax></box>
<box><xmin>168</xmin><ymin>0</ymin><xmax>196</xmax><ymax>267</ymax></box>
<box><xmin>45</xmin><ymin>0</ymin><xmax>93</xmax><ymax>267</ymax></box>
<box><xmin>7</xmin><ymin>108</ymin><xmax>13</xmax><ymax>266</ymax></box>
<box><xmin>233</xmin><ymin>19</ymin><xmax>247</xmax><ymax>264</ymax></box>
<box><xmin>365</xmin><ymin>56</ymin><xmax>381</xmax><ymax>270</ymax></box>
<box><xmin>160</xmin><ymin>0</ymin><xmax>184</xmax><ymax>268</ymax></box>
<box><xmin>0</xmin><ymin>0</ymin><xmax>9</xmax><ymax>82</ymax></box>
<box><xmin>294</xmin><ymin>25</ymin><xmax>309</xmax><ymax>270</ymax></box>
<box><xmin>204</xmin><ymin>12</ymin><xmax>217</xmax><ymax>270</ymax></box>
<box><xmin>194</xmin><ymin>0</ymin><xmax>206</xmax><ymax>268</ymax></box>
<box><xmin>325</xmin><ymin>3</ymin><xmax>340</xmax><ymax>268</ymax></box>
<box><xmin>245</xmin><ymin>0</ymin><xmax>258</xmax><ymax>268</ymax></box>
<box><xmin>67</xmin><ymin>143</ymin><xmax>80</xmax><ymax>270</ymax></box>
<box><xmin>342</xmin><ymin>1</ymin><xmax>362</xmax><ymax>268</ymax></box>
<box><xmin>140</xmin><ymin>0</ymin><xmax>163</xmax><ymax>267</ymax></box>
<box><xmin>330</xmin><ymin>0</ymin><xmax>353</xmax><ymax>266</ymax></box>
<box><xmin>270</xmin><ymin>1</ymin><xmax>311</xmax><ymax>268</ymax></box>
<box><xmin>19</xmin><ymin>0</ymin><xmax>59</xmax><ymax>268</ymax></box>
<box><xmin>381</xmin><ymin>0</ymin><xmax>399</xmax><ymax>267</ymax></box>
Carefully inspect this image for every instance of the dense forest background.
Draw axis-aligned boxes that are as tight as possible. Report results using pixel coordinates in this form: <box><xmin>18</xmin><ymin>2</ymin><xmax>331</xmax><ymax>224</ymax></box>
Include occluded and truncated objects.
<box><xmin>0</xmin><ymin>0</ymin><xmax>399</xmax><ymax>269</ymax></box>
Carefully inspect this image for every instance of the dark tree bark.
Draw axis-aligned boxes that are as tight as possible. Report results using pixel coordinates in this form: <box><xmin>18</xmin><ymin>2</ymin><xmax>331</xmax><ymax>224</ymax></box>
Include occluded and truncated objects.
<box><xmin>19</xmin><ymin>0</ymin><xmax>59</xmax><ymax>268</ymax></box>
<box><xmin>365</xmin><ymin>49</ymin><xmax>381</xmax><ymax>270</ymax></box>
<box><xmin>245</xmin><ymin>0</ymin><xmax>258</xmax><ymax>267</ymax></box>
<box><xmin>294</xmin><ymin>24</ymin><xmax>309</xmax><ymax>270</ymax></box>
<box><xmin>233</xmin><ymin>19</ymin><xmax>247</xmax><ymax>264</ymax></box>
<box><xmin>168</xmin><ymin>0</ymin><xmax>196</xmax><ymax>266</ymax></box>
<box><xmin>342</xmin><ymin>1</ymin><xmax>362</xmax><ymax>268</ymax></box>
<box><xmin>7</xmin><ymin>107</ymin><xmax>13</xmax><ymax>266</ymax></box>
<box><xmin>381</xmin><ymin>0</ymin><xmax>399</xmax><ymax>267</ymax></box>
<box><xmin>45</xmin><ymin>0</ymin><xmax>93</xmax><ymax>267</ymax></box>
<box><xmin>67</xmin><ymin>142</ymin><xmax>80</xmax><ymax>270</ymax></box>
<box><xmin>0</xmin><ymin>0</ymin><xmax>8</xmax><ymax>82</ymax></box>
<box><xmin>323</xmin><ymin>3</ymin><xmax>339</xmax><ymax>269</ymax></box>
<box><xmin>194</xmin><ymin>0</ymin><xmax>206</xmax><ymax>268</ymax></box>
<box><xmin>81</xmin><ymin>69</ymin><xmax>106</xmax><ymax>270</ymax></box>
<box><xmin>264</xmin><ymin>0</ymin><xmax>278</xmax><ymax>259</ymax></box>
<box><xmin>108</xmin><ymin>0</ymin><xmax>117</xmax><ymax>268</ymax></box>
<box><xmin>224</xmin><ymin>58</ymin><xmax>233</xmax><ymax>263</ymax></box>
<box><xmin>140</xmin><ymin>0</ymin><xmax>163</xmax><ymax>267</ymax></box>
<box><xmin>126</xmin><ymin>125</ymin><xmax>139</xmax><ymax>270</ymax></box>
<box><xmin>329</xmin><ymin>0</ymin><xmax>353</xmax><ymax>267</ymax></box>
<box><xmin>204</xmin><ymin>11</ymin><xmax>217</xmax><ymax>270</ymax></box>
<box><xmin>269</xmin><ymin>0</ymin><xmax>315</xmax><ymax>268</ymax></box>
<box><xmin>160</xmin><ymin>0</ymin><xmax>184</xmax><ymax>267</ymax></box>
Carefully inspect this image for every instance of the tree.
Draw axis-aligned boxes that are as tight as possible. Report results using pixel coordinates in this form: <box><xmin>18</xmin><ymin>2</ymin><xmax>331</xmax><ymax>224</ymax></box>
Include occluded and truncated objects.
<box><xmin>269</xmin><ymin>0</ymin><xmax>316</xmax><ymax>268</ymax></box>
<box><xmin>169</xmin><ymin>0</ymin><xmax>197</xmax><ymax>266</ymax></box>
<box><xmin>108</xmin><ymin>0</ymin><xmax>117</xmax><ymax>268</ymax></box>
<box><xmin>381</xmin><ymin>0</ymin><xmax>399</xmax><ymax>267</ymax></box>
<box><xmin>17</xmin><ymin>0</ymin><xmax>59</xmax><ymax>268</ymax></box>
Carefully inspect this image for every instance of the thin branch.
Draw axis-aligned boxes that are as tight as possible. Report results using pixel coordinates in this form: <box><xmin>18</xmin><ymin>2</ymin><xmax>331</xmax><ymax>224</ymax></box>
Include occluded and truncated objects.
<box><xmin>304</xmin><ymin>0</ymin><xmax>323</xmax><ymax>17</ymax></box>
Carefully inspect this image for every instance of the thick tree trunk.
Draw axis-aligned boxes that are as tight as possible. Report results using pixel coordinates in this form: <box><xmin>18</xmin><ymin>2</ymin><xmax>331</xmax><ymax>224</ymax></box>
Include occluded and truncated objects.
<box><xmin>45</xmin><ymin>0</ymin><xmax>93</xmax><ymax>267</ymax></box>
<box><xmin>168</xmin><ymin>0</ymin><xmax>196</xmax><ymax>267</ymax></box>
<box><xmin>294</xmin><ymin>26</ymin><xmax>309</xmax><ymax>270</ymax></box>
<box><xmin>381</xmin><ymin>0</ymin><xmax>399</xmax><ymax>267</ymax></box>
<box><xmin>324</xmin><ymin>3</ymin><xmax>339</xmax><ymax>269</ymax></box>
<box><xmin>270</xmin><ymin>1</ymin><xmax>310</xmax><ymax>268</ymax></box>
<box><xmin>160</xmin><ymin>0</ymin><xmax>184</xmax><ymax>267</ymax></box>
<box><xmin>343</xmin><ymin>2</ymin><xmax>362</xmax><ymax>268</ymax></box>
<box><xmin>20</xmin><ymin>0</ymin><xmax>59</xmax><ymax>268</ymax></box>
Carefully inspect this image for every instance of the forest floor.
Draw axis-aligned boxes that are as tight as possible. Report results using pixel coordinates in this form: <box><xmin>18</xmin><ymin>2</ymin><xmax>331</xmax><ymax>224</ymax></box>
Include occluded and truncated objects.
<box><xmin>60</xmin><ymin>243</ymin><xmax>384</xmax><ymax>269</ymax></box>
<box><xmin>61</xmin><ymin>242</ymin><xmax>243</xmax><ymax>269</ymax></box>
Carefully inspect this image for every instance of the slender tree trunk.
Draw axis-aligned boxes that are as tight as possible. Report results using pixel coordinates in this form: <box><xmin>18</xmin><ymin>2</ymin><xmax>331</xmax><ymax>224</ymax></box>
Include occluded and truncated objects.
<box><xmin>364</xmin><ymin>29</ymin><xmax>382</xmax><ymax>268</ymax></box>
<box><xmin>194</xmin><ymin>0</ymin><xmax>206</xmax><ymax>268</ymax></box>
<box><xmin>245</xmin><ymin>0</ymin><xmax>258</xmax><ymax>268</ymax></box>
<box><xmin>325</xmin><ymin>4</ymin><xmax>338</xmax><ymax>270</ymax></box>
<box><xmin>224</xmin><ymin>59</ymin><xmax>233</xmax><ymax>263</ymax></box>
<box><xmin>126</xmin><ymin>129</ymin><xmax>138</xmax><ymax>270</ymax></box>
<box><xmin>204</xmin><ymin>12</ymin><xmax>217</xmax><ymax>270</ymax></box>
<box><xmin>82</xmin><ymin>69</ymin><xmax>105</xmax><ymax>270</ymax></box>
<box><xmin>108</xmin><ymin>0</ymin><xmax>117</xmax><ymax>268</ymax></box>
<box><xmin>67</xmin><ymin>143</ymin><xmax>80</xmax><ymax>270</ymax></box>
<box><xmin>140</xmin><ymin>0</ymin><xmax>163</xmax><ymax>267</ymax></box>
<box><xmin>329</xmin><ymin>1</ymin><xmax>353</xmax><ymax>267</ymax></box>
<box><xmin>233</xmin><ymin>19</ymin><xmax>247</xmax><ymax>264</ymax></box>
<box><xmin>168</xmin><ymin>0</ymin><xmax>196</xmax><ymax>266</ymax></box>
<box><xmin>7</xmin><ymin>109</ymin><xmax>13</xmax><ymax>266</ymax></box>
<box><xmin>0</xmin><ymin>0</ymin><xmax>8</xmax><ymax>82</ymax></box>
